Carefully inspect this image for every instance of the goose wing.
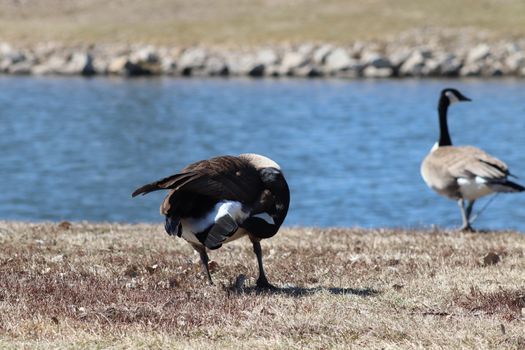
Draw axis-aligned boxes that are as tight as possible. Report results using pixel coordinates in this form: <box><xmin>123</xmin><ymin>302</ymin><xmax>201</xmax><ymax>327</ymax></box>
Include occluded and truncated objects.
<box><xmin>132</xmin><ymin>156</ymin><xmax>263</xmax><ymax>214</ymax></box>
<box><xmin>445</xmin><ymin>146</ymin><xmax>509</xmax><ymax>180</ymax></box>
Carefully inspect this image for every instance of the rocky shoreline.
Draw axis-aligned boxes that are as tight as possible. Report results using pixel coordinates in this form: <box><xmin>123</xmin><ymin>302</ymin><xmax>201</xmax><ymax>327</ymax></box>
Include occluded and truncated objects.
<box><xmin>2</xmin><ymin>37</ymin><xmax>525</xmax><ymax>78</ymax></box>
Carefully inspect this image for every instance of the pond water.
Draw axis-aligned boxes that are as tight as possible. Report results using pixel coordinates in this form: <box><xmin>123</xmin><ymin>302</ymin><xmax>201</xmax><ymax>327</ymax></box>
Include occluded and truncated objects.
<box><xmin>1</xmin><ymin>76</ymin><xmax>525</xmax><ymax>230</ymax></box>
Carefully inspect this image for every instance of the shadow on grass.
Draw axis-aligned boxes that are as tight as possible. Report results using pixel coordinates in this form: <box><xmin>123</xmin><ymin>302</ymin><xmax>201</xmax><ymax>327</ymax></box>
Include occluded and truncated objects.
<box><xmin>229</xmin><ymin>284</ymin><xmax>379</xmax><ymax>297</ymax></box>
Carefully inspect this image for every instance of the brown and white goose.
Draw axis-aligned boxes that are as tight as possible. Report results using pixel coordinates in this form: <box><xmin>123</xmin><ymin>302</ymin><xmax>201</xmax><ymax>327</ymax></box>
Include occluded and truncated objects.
<box><xmin>132</xmin><ymin>153</ymin><xmax>290</xmax><ymax>288</ymax></box>
<box><xmin>421</xmin><ymin>88</ymin><xmax>524</xmax><ymax>231</ymax></box>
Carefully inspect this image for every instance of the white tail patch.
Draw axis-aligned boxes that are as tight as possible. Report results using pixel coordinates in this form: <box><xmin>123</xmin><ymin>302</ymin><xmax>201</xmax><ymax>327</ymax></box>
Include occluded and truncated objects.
<box><xmin>457</xmin><ymin>177</ymin><xmax>493</xmax><ymax>200</ymax></box>
<box><xmin>181</xmin><ymin>201</ymin><xmax>248</xmax><ymax>241</ymax></box>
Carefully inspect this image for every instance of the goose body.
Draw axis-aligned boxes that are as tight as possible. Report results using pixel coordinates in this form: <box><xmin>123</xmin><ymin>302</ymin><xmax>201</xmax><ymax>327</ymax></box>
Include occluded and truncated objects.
<box><xmin>421</xmin><ymin>88</ymin><xmax>524</xmax><ymax>231</ymax></box>
<box><xmin>132</xmin><ymin>153</ymin><xmax>290</xmax><ymax>287</ymax></box>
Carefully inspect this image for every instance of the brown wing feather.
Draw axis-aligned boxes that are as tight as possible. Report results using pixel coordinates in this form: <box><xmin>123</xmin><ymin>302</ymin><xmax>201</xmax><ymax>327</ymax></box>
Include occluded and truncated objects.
<box><xmin>133</xmin><ymin>155</ymin><xmax>264</xmax><ymax>214</ymax></box>
<box><xmin>445</xmin><ymin>146</ymin><xmax>508</xmax><ymax>180</ymax></box>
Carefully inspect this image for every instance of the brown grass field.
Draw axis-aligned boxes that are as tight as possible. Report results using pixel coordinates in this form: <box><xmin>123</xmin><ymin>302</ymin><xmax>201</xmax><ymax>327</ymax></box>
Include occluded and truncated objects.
<box><xmin>0</xmin><ymin>221</ymin><xmax>524</xmax><ymax>349</ymax></box>
<box><xmin>1</xmin><ymin>0</ymin><xmax>525</xmax><ymax>45</ymax></box>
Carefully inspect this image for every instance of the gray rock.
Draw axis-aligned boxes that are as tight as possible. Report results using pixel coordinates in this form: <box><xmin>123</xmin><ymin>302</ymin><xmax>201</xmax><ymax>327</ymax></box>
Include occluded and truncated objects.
<box><xmin>466</xmin><ymin>44</ymin><xmax>491</xmax><ymax>63</ymax></box>
<box><xmin>388</xmin><ymin>48</ymin><xmax>412</xmax><ymax>68</ymax></box>
<box><xmin>361</xmin><ymin>51</ymin><xmax>391</xmax><ymax>69</ymax></box>
<box><xmin>248</xmin><ymin>64</ymin><xmax>265</xmax><ymax>77</ymax></box>
<box><xmin>459</xmin><ymin>62</ymin><xmax>482</xmax><ymax>77</ymax></box>
<box><xmin>293</xmin><ymin>64</ymin><xmax>323</xmax><ymax>78</ymax></box>
<box><xmin>31</xmin><ymin>56</ymin><xmax>68</xmax><ymax>75</ymax></box>
<box><xmin>362</xmin><ymin>65</ymin><xmax>393</xmax><ymax>78</ymax></box>
<box><xmin>7</xmin><ymin>61</ymin><xmax>32</xmax><ymax>75</ymax></box>
<box><xmin>178</xmin><ymin>47</ymin><xmax>207</xmax><ymax>73</ymax></box>
<box><xmin>280</xmin><ymin>51</ymin><xmax>308</xmax><ymax>73</ymax></box>
<box><xmin>481</xmin><ymin>59</ymin><xmax>505</xmax><ymax>76</ymax></box>
<box><xmin>505</xmin><ymin>52</ymin><xmax>525</xmax><ymax>73</ymax></box>
<box><xmin>205</xmin><ymin>56</ymin><xmax>228</xmax><ymax>76</ymax></box>
<box><xmin>438</xmin><ymin>54</ymin><xmax>462</xmax><ymax>76</ymax></box>
<box><xmin>399</xmin><ymin>50</ymin><xmax>428</xmax><ymax>76</ymax></box>
<box><xmin>107</xmin><ymin>56</ymin><xmax>128</xmax><ymax>75</ymax></box>
<box><xmin>256</xmin><ymin>48</ymin><xmax>279</xmax><ymax>66</ymax></box>
<box><xmin>62</xmin><ymin>52</ymin><xmax>96</xmax><ymax>75</ymax></box>
<box><xmin>0</xmin><ymin>42</ymin><xmax>13</xmax><ymax>57</ymax></box>
<box><xmin>325</xmin><ymin>48</ymin><xmax>354</xmax><ymax>71</ymax></box>
<box><xmin>312</xmin><ymin>44</ymin><xmax>332</xmax><ymax>64</ymax></box>
<box><xmin>92</xmin><ymin>57</ymin><xmax>109</xmax><ymax>75</ymax></box>
<box><xmin>130</xmin><ymin>46</ymin><xmax>159</xmax><ymax>64</ymax></box>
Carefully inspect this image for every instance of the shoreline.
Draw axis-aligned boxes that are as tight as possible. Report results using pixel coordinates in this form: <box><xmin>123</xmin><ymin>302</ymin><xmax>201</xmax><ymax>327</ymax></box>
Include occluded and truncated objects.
<box><xmin>2</xmin><ymin>36</ymin><xmax>525</xmax><ymax>79</ymax></box>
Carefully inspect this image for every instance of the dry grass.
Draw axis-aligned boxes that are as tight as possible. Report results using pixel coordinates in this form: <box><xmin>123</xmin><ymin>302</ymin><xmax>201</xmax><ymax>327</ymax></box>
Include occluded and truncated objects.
<box><xmin>0</xmin><ymin>0</ymin><xmax>524</xmax><ymax>45</ymax></box>
<box><xmin>0</xmin><ymin>221</ymin><xmax>524</xmax><ymax>349</ymax></box>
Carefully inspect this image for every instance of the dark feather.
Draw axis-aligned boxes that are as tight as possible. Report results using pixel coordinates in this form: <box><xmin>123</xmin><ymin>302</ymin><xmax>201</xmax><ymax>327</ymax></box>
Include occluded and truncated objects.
<box><xmin>202</xmin><ymin>215</ymin><xmax>239</xmax><ymax>250</ymax></box>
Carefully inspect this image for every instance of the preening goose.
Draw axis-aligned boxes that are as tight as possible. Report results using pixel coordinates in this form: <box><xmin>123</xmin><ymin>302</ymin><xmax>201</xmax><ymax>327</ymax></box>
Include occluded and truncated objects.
<box><xmin>132</xmin><ymin>153</ymin><xmax>290</xmax><ymax>288</ymax></box>
<box><xmin>421</xmin><ymin>88</ymin><xmax>524</xmax><ymax>231</ymax></box>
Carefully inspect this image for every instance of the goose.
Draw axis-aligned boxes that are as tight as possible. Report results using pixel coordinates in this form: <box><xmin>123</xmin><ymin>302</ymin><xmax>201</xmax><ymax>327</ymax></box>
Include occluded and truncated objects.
<box><xmin>132</xmin><ymin>153</ymin><xmax>290</xmax><ymax>288</ymax></box>
<box><xmin>421</xmin><ymin>88</ymin><xmax>524</xmax><ymax>231</ymax></box>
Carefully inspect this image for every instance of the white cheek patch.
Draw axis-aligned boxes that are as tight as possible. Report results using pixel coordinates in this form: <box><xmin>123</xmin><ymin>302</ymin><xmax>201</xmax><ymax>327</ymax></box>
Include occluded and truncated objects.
<box><xmin>445</xmin><ymin>91</ymin><xmax>460</xmax><ymax>104</ymax></box>
<box><xmin>252</xmin><ymin>212</ymin><xmax>275</xmax><ymax>225</ymax></box>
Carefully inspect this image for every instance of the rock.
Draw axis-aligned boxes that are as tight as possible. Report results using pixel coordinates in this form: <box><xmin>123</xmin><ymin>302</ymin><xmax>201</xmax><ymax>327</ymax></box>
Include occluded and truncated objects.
<box><xmin>160</xmin><ymin>57</ymin><xmax>177</xmax><ymax>75</ymax></box>
<box><xmin>205</xmin><ymin>56</ymin><xmax>228</xmax><ymax>76</ymax></box>
<box><xmin>107</xmin><ymin>56</ymin><xmax>128</xmax><ymax>75</ymax></box>
<box><xmin>335</xmin><ymin>64</ymin><xmax>364</xmax><ymax>78</ymax></box>
<box><xmin>8</xmin><ymin>61</ymin><xmax>32</xmax><ymax>75</ymax></box>
<box><xmin>399</xmin><ymin>50</ymin><xmax>428</xmax><ymax>76</ymax></box>
<box><xmin>312</xmin><ymin>44</ymin><xmax>332</xmax><ymax>64</ymax></box>
<box><xmin>280</xmin><ymin>51</ymin><xmax>308</xmax><ymax>74</ymax></box>
<box><xmin>466</xmin><ymin>44</ymin><xmax>491</xmax><ymax>63</ymax></box>
<box><xmin>481</xmin><ymin>59</ymin><xmax>505</xmax><ymax>76</ymax></box>
<box><xmin>0</xmin><ymin>42</ymin><xmax>13</xmax><ymax>57</ymax></box>
<box><xmin>459</xmin><ymin>62</ymin><xmax>482</xmax><ymax>77</ymax></box>
<box><xmin>263</xmin><ymin>65</ymin><xmax>281</xmax><ymax>77</ymax></box>
<box><xmin>361</xmin><ymin>51</ymin><xmax>391</xmax><ymax>69</ymax></box>
<box><xmin>256</xmin><ymin>48</ymin><xmax>279</xmax><ymax>66</ymax></box>
<box><xmin>31</xmin><ymin>56</ymin><xmax>68</xmax><ymax>75</ymax></box>
<box><xmin>62</xmin><ymin>52</ymin><xmax>96</xmax><ymax>76</ymax></box>
<box><xmin>178</xmin><ymin>47</ymin><xmax>207</xmax><ymax>74</ymax></box>
<box><xmin>363</xmin><ymin>65</ymin><xmax>394</xmax><ymax>78</ymax></box>
<box><xmin>421</xmin><ymin>59</ymin><xmax>441</xmax><ymax>76</ymax></box>
<box><xmin>325</xmin><ymin>47</ymin><xmax>353</xmax><ymax>71</ymax></box>
<box><xmin>505</xmin><ymin>52</ymin><xmax>525</xmax><ymax>73</ymax></box>
<box><xmin>123</xmin><ymin>61</ymin><xmax>154</xmax><ymax>76</ymax></box>
<box><xmin>294</xmin><ymin>64</ymin><xmax>323</xmax><ymax>78</ymax></box>
<box><xmin>297</xmin><ymin>43</ymin><xmax>315</xmax><ymax>57</ymax></box>
<box><xmin>438</xmin><ymin>54</ymin><xmax>462</xmax><ymax>76</ymax></box>
<box><xmin>388</xmin><ymin>48</ymin><xmax>412</xmax><ymax>69</ymax></box>
<box><xmin>130</xmin><ymin>45</ymin><xmax>159</xmax><ymax>64</ymax></box>
<box><xmin>225</xmin><ymin>53</ymin><xmax>257</xmax><ymax>76</ymax></box>
<box><xmin>248</xmin><ymin>64</ymin><xmax>265</xmax><ymax>77</ymax></box>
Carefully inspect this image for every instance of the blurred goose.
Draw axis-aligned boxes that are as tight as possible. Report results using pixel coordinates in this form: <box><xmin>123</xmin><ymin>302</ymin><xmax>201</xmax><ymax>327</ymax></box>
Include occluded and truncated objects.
<box><xmin>421</xmin><ymin>88</ymin><xmax>524</xmax><ymax>231</ymax></box>
<box><xmin>132</xmin><ymin>153</ymin><xmax>290</xmax><ymax>288</ymax></box>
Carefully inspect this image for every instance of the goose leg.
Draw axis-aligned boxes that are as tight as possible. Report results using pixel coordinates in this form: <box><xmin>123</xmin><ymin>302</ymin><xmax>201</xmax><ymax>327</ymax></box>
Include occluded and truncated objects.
<box><xmin>457</xmin><ymin>199</ymin><xmax>474</xmax><ymax>232</ymax></box>
<box><xmin>191</xmin><ymin>244</ymin><xmax>213</xmax><ymax>285</ymax></box>
<box><xmin>251</xmin><ymin>238</ymin><xmax>276</xmax><ymax>290</ymax></box>
<box><xmin>466</xmin><ymin>200</ymin><xmax>475</xmax><ymax>223</ymax></box>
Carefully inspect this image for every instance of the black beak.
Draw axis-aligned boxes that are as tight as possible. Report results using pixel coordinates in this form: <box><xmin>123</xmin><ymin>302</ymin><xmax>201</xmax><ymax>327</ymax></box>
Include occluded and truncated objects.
<box><xmin>459</xmin><ymin>94</ymin><xmax>471</xmax><ymax>102</ymax></box>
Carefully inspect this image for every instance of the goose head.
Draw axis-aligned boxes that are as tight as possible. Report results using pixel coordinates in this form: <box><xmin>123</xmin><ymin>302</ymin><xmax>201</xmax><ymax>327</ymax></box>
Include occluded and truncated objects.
<box><xmin>440</xmin><ymin>88</ymin><xmax>471</xmax><ymax>106</ymax></box>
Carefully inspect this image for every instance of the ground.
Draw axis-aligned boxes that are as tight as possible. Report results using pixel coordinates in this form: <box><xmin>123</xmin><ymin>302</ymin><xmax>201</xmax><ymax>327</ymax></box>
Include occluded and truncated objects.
<box><xmin>0</xmin><ymin>0</ymin><xmax>525</xmax><ymax>45</ymax></box>
<box><xmin>0</xmin><ymin>221</ymin><xmax>524</xmax><ymax>349</ymax></box>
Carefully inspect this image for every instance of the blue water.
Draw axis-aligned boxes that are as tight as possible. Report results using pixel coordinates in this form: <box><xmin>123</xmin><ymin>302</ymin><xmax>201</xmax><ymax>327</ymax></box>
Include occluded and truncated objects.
<box><xmin>1</xmin><ymin>76</ymin><xmax>525</xmax><ymax>230</ymax></box>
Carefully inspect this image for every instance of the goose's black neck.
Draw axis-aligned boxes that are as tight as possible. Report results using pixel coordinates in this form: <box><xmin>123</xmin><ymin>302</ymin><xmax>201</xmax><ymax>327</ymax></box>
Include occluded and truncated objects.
<box><xmin>438</xmin><ymin>97</ymin><xmax>452</xmax><ymax>147</ymax></box>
